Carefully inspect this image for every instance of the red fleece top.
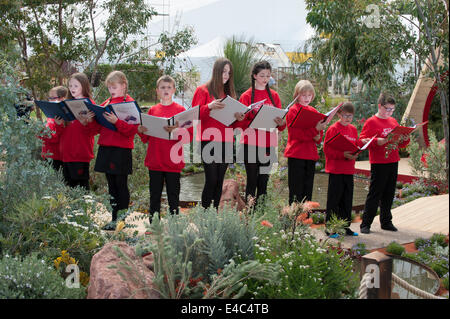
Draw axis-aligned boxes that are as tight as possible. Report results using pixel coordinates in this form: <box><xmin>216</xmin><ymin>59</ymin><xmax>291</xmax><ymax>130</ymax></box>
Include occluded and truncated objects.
<box><xmin>324</xmin><ymin>122</ymin><xmax>359</xmax><ymax>175</ymax></box>
<box><xmin>40</xmin><ymin>118</ymin><xmax>62</xmax><ymax>160</ymax></box>
<box><xmin>359</xmin><ymin>115</ymin><xmax>410</xmax><ymax>164</ymax></box>
<box><xmin>191</xmin><ymin>84</ymin><xmax>234</xmax><ymax>143</ymax></box>
<box><xmin>55</xmin><ymin>98</ymin><xmax>97</xmax><ymax>163</ymax></box>
<box><xmin>233</xmin><ymin>88</ymin><xmax>286</xmax><ymax>147</ymax></box>
<box><xmin>284</xmin><ymin>103</ymin><xmax>323</xmax><ymax>161</ymax></box>
<box><xmin>92</xmin><ymin>95</ymin><xmax>139</xmax><ymax>149</ymax></box>
<box><xmin>139</xmin><ymin>102</ymin><xmax>193</xmax><ymax>173</ymax></box>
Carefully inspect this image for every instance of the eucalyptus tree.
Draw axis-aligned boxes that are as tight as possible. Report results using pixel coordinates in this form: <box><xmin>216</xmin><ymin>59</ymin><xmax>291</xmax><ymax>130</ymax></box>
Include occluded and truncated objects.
<box><xmin>0</xmin><ymin>0</ymin><xmax>156</xmax><ymax>118</ymax></box>
<box><xmin>305</xmin><ymin>0</ymin><xmax>449</xmax><ymax>180</ymax></box>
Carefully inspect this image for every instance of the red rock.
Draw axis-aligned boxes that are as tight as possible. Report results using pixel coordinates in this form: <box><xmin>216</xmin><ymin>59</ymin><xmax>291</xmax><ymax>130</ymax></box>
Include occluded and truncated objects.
<box><xmin>87</xmin><ymin>241</ymin><xmax>159</xmax><ymax>299</ymax></box>
<box><xmin>219</xmin><ymin>179</ymin><xmax>246</xmax><ymax>212</ymax></box>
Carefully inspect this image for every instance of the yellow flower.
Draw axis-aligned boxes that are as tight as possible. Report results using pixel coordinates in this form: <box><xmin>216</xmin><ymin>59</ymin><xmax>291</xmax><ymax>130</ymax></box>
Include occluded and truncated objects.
<box><xmin>115</xmin><ymin>221</ymin><xmax>125</xmax><ymax>233</ymax></box>
<box><xmin>54</xmin><ymin>257</ymin><xmax>62</xmax><ymax>269</ymax></box>
<box><xmin>79</xmin><ymin>272</ymin><xmax>90</xmax><ymax>287</ymax></box>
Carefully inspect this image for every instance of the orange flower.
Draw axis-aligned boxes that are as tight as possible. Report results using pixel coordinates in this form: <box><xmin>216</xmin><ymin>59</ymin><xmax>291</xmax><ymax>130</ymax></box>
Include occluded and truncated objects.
<box><xmin>303</xmin><ymin>201</ymin><xmax>320</xmax><ymax>212</ymax></box>
<box><xmin>302</xmin><ymin>218</ymin><xmax>313</xmax><ymax>225</ymax></box>
<box><xmin>261</xmin><ymin>220</ymin><xmax>273</xmax><ymax>228</ymax></box>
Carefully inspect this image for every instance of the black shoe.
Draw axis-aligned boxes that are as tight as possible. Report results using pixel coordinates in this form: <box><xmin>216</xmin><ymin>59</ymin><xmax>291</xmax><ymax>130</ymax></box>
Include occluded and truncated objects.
<box><xmin>345</xmin><ymin>228</ymin><xmax>358</xmax><ymax>236</ymax></box>
<box><xmin>102</xmin><ymin>222</ymin><xmax>116</xmax><ymax>231</ymax></box>
<box><xmin>360</xmin><ymin>226</ymin><xmax>371</xmax><ymax>234</ymax></box>
<box><xmin>381</xmin><ymin>223</ymin><xmax>398</xmax><ymax>231</ymax></box>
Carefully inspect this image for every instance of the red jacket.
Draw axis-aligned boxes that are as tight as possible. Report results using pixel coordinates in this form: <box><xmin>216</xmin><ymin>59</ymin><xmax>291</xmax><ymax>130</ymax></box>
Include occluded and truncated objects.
<box><xmin>234</xmin><ymin>88</ymin><xmax>286</xmax><ymax>147</ymax></box>
<box><xmin>139</xmin><ymin>102</ymin><xmax>193</xmax><ymax>173</ymax></box>
<box><xmin>324</xmin><ymin>121</ymin><xmax>359</xmax><ymax>175</ymax></box>
<box><xmin>92</xmin><ymin>95</ymin><xmax>139</xmax><ymax>149</ymax></box>
<box><xmin>284</xmin><ymin>103</ymin><xmax>323</xmax><ymax>161</ymax></box>
<box><xmin>192</xmin><ymin>84</ymin><xmax>234</xmax><ymax>143</ymax></box>
<box><xmin>359</xmin><ymin>115</ymin><xmax>410</xmax><ymax>164</ymax></box>
<box><xmin>40</xmin><ymin>118</ymin><xmax>62</xmax><ymax>160</ymax></box>
<box><xmin>55</xmin><ymin>98</ymin><xmax>97</xmax><ymax>163</ymax></box>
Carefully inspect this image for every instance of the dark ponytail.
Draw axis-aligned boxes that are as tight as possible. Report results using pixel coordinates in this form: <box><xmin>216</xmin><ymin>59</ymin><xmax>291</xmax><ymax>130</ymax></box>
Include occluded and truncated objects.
<box><xmin>250</xmin><ymin>60</ymin><xmax>276</xmax><ymax>106</ymax></box>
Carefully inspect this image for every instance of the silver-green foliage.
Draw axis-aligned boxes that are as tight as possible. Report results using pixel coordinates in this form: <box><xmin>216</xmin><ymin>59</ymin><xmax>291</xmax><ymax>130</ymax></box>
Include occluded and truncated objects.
<box><xmin>135</xmin><ymin>206</ymin><xmax>275</xmax><ymax>298</ymax></box>
<box><xmin>0</xmin><ymin>253</ymin><xmax>86</xmax><ymax>299</ymax></box>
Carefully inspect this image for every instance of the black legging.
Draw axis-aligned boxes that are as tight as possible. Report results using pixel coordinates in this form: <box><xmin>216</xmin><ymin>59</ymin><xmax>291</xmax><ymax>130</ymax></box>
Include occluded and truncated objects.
<box><xmin>200</xmin><ymin>141</ymin><xmax>231</xmax><ymax>209</ymax></box>
<box><xmin>105</xmin><ymin>173</ymin><xmax>130</xmax><ymax>221</ymax></box>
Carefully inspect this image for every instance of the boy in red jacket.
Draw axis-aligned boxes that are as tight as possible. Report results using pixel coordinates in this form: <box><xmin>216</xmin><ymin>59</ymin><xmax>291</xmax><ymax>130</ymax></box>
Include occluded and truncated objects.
<box><xmin>284</xmin><ymin>80</ymin><xmax>327</xmax><ymax>205</ymax></box>
<box><xmin>324</xmin><ymin>102</ymin><xmax>359</xmax><ymax>237</ymax></box>
<box><xmin>358</xmin><ymin>92</ymin><xmax>410</xmax><ymax>234</ymax></box>
<box><xmin>138</xmin><ymin>75</ymin><xmax>193</xmax><ymax>222</ymax></box>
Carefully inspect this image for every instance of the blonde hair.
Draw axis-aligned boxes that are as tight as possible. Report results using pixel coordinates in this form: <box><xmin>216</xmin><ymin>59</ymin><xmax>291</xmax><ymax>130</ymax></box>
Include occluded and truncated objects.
<box><xmin>293</xmin><ymin>80</ymin><xmax>315</xmax><ymax>102</ymax></box>
<box><xmin>105</xmin><ymin>71</ymin><xmax>128</xmax><ymax>95</ymax></box>
<box><xmin>49</xmin><ymin>86</ymin><xmax>68</xmax><ymax>99</ymax></box>
<box><xmin>156</xmin><ymin>74</ymin><xmax>176</xmax><ymax>88</ymax></box>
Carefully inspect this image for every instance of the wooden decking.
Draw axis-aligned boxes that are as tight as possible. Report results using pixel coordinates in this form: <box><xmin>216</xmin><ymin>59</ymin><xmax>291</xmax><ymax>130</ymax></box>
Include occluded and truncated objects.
<box><xmin>390</xmin><ymin>194</ymin><xmax>449</xmax><ymax>234</ymax></box>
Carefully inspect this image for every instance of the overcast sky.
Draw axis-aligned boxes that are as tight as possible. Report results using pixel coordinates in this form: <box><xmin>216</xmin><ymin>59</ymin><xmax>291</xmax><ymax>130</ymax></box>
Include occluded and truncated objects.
<box><xmin>144</xmin><ymin>0</ymin><xmax>314</xmax><ymax>51</ymax></box>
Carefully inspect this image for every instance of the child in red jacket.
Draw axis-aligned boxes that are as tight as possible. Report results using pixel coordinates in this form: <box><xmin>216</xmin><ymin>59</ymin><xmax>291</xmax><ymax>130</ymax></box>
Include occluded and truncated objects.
<box><xmin>284</xmin><ymin>80</ymin><xmax>327</xmax><ymax>205</ymax></box>
<box><xmin>358</xmin><ymin>92</ymin><xmax>410</xmax><ymax>234</ymax></box>
<box><xmin>234</xmin><ymin>61</ymin><xmax>286</xmax><ymax>206</ymax></box>
<box><xmin>40</xmin><ymin>86</ymin><xmax>68</xmax><ymax>172</ymax></box>
<box><xmin>91</xmin><ymin>71</ymin><xmax>139</xmax><ymax>230</ymax></box>
<box><xmin>54</xmin><ymin>73</ymin><xmax>96</xmax><ymax>190</ymax></box>
<box><xmin>191</xmin><ymin>57</ymin><xmax>238</xmax><ymax>209</ymax></box>
<box><xmin>138</xmin><ymin>75</ymin><xmax>193</xmax><ymax>222</ymax></box>
<box><xmin>324</xmin><ymin>102</ymin><xmax>359</xmax><ymax>237</ymax></box>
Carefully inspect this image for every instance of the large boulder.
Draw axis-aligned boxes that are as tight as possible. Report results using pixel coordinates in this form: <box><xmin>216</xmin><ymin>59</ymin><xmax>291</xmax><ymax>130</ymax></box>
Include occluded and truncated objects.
<box><xmin>87</xmin><ymin>241</ymin><xmax>159</xmax><ymax>299</ymax></box>
<box><xmin>219</xmin><ymin>179</ymin><xmax>246</xmax><ymax>212</ymax></box>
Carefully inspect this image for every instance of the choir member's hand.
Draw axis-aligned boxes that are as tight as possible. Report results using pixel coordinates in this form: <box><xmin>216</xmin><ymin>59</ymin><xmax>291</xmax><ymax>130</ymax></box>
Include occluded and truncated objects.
<box><xmin>274</xmin><ymin>116</ymin><xmax>285</xmax><ymax>126</ymax></box>
<box><xmin>54</xmin><ymin>116</ymin><xmax>64</xmax><ymax>126</ymax></box>
<box><xmin>377</xmin><ymin>137</ymin><xmax>389</xmax><ymax>146</ymax></box>
<box><xmin>138</xmin><ymin>125</ymin><xmax>148</xmax><ymax>133</ymax></box>
<box><xmin>79</xmin><ymin>111</ymin><xmax>95</xmax><ymax>126</ymax></box>
<box><xmin>344</xmin><ymin>151</ymin><xmax>358</xmax><ymax>160</ymax></box>
<box><xmin>103</xmin><ymin>111</ymin><xmax>118</xmax><ymax>124</ymax></box>
<box><xmin>315</xmin><ymin>119</ymin><xmax>327</xmax><ymax>131</ymax></box>
<box><xmin>360</xmin><ymin>138</ymin><xmax>371</xmax><ymax>144</ymax></box>
<box><xmin>234</xmin><ymin>112</ymin><xmax>245</xmax><ymax>121</ymax></box>
<box><xmin>164</xmin><ymin>121</ymin><xmax>179</xmax><ymax>133</ymax></box>
<box><xmin>313</xmin><ymin>134</ymin><xmax>321</xmax><ymax>142</ymax></box>
<box><xmin>208</xmin><ymin>99</ymin><xmax>225</xmax><ymax>110</ymax></box>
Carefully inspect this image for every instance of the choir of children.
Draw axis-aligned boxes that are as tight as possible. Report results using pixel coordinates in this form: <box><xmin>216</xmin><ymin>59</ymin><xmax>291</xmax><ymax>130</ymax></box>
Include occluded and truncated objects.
<box><xmin>37</xmin><ymin>60</ymin><xmax>409</xmax><ymax>236</ymax></box>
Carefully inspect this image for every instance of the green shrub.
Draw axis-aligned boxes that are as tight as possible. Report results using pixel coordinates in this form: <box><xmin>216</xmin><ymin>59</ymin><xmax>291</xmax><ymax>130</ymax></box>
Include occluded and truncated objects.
<box><xmin>245</xmin><ymin>227</ymin><xmax>359</xmax><ymax>298</ymax></box>
<box><xmin>430</xmin><ymin>233</ymin><xmax>448</xmax><ymax>248</ymax></box>
<box><xmin>0</xmin><ymin>253</ymin><xmax>86</xmax><ymax>299</ymax></box>
<box><xmin>135</xmin><ymin>206</ymin><xmax>261</xmax><ymax>298</ymax></box>
<box><xmin>414</xmin><ymin>237</ymin><xmax>428</xmax><ymax>250</ymax></box>
<box><xmin>386</xmin><ymin>241</ymin><xmax>405</xmax><ymax>256</ymax></box>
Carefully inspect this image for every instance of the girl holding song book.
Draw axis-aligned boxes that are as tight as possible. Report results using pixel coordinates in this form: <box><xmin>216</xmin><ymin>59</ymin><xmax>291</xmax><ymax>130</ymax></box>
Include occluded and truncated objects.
<box><xmin>284</xmin><ymin>80</ymin><xmax>327</xmax><ymax>205</ymax></box>
<box><xmin>54</xmin><ymin>72</ymin><xmax>96</xmax><ymax>190</ymax></box>
<box><xmin>90</xmin><ymin>71</ymin><xmax>139</xmax><ymax>230</ymax></box>
<box><xmin>234</xmin><ymin>60</ymin><xmax>286</xmax><ymax>206</ymax></box>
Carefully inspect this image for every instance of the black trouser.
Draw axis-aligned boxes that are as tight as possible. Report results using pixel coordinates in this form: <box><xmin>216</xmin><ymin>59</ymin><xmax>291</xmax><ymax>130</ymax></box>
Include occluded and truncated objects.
<box><xmin>149</xmin><ymin>170</ymin><xmax>180</xmax><ymax>221</ymax></box>
<box><xmin>288</xmin><ymin>158</ymin><xmax>316</xmax><ymax>205</ymax></box>
<box><xmin>326</xmin><ymin>173</ymin><xmax>354</xmax><ymax>226</ymax></box>
<box><xmin>105</xmin><ymin>173</ymin><xmax>130</xmax><ymax>222</ymax></box>
<box><xmin>62</xmin><ymin>162</ymin><xmax>90</xmax><ymax>191</ymax></box>
<box><xmin>51</xmin><ymin>159</ymin><xmax>63</xmax><ymax>172</ymax></box>
<box><xmin>200</xmin><ymin>141</ymin><xmax>231</xmax><ymax>209</ymax></box>
<box><xmin>361</xmin><ymin>162</ymin><xmax>398</xmax><ymax>228</ymax></box>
